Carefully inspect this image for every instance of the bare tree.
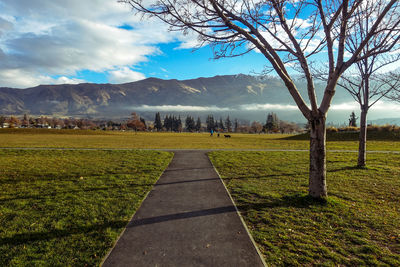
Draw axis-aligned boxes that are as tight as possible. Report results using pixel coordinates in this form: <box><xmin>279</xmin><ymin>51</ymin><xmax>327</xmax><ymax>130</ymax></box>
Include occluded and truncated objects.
<box><xmin>384</xmin><ymin>71</ymin><xmax>400</xmax><ymax>101</ymax></box>
<box><xmin>121</xmin><ymin>0</ymin><xmax>400</xmax><ymax>198</ymax></box>
<box><xmin>328</xmin><ymin>1</ymin><xmax>400</xmax><ymax>167</ymax></box>
<box><xmin>338</xmin><ymin>62</ymin><xmax>399</xmax><ymax>167</ymax></box>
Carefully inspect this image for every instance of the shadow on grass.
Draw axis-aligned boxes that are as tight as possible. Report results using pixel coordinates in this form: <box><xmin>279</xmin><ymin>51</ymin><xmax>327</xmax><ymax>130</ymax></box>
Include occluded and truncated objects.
<box><xmin>0</xmin><ymin>182</ymin><xmax>155</xmax><ymax>202</ymax></box>
<box><xmin>223</xmin><ymin>172</ymin><xmax>308</xmax><ymax>181</ymax></box>
<box><xmin>237</xmin><ymin>193</ymin><xmax>329</xmax><ymax>212</ymax></box>
<box><xmin>0</xmin><ymin>170</ymin><xmax>160</xmax><ymax>185</ymax></box>
<box><xmin>0</xmin><ymin>220</ymin><xmax>128</xmax><ymax>246</ymax></box>
<box><xmin>329</xmin><ymin>165</ymin><xmax>368</xmax><ymax>172</ymax></box>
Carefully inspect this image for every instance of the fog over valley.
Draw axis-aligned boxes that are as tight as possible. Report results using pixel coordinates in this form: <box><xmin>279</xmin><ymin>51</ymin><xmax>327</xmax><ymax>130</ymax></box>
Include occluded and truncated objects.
<box><xmin>1</xmin><ymin>74</ymin><xmax>399</xmax><ymax>125</ymax></box>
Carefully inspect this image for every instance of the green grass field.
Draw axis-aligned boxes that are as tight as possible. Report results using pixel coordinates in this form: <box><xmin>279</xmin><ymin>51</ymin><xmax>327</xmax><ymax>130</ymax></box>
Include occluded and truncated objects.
<box><xmin>209</xmin><ymin>151</ymin><xmax>400</xmax><ymax>266</ymax></box>
<box><xmin>1</xmin><ymin>128</ymin><xmax>400</xmax><ymax>151</ymax></box>
<box><xmin>1</xmin><ymin>129</ymin><xmax>400</xmax><ymax>266</ymax></box>
<box><xmin>0</xmin><ymin>149</ymin><xmax>172</xmax><ymax>266</ymax></box>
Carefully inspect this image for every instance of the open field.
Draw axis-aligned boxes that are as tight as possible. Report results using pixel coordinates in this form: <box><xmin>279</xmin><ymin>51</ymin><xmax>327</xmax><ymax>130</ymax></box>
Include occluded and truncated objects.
<box><xmin>209</xmin><ymin>151</ymin><xmax>400</xmax><ymax>266</ymax></box>
<box><xmin>1</xmin><ymin>128</ymin><xmax>400</xmax><ymax>151</ymax></box>
<box><xmin>0</xmin><ymin>149</ymin><xmax>172</xmax><ymax>266</ymax></box>
<box><xmin>2</xmin><ymin>129</ymin><xmax>400</xmax><ymax>265</ymax></box>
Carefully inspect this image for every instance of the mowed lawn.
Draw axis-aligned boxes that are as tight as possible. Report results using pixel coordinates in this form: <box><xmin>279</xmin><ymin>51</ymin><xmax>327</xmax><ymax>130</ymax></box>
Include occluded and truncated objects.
<box><xmin>0</xmin><ymin>149</ymin><xmax>172</xmax><ymax>266</ymax></box>
<box><xmin>1</xmin><ymin>128</ymin><xmax>400</xmax><ymax>151</ymax></box>
<box><xmin>209</xmin><ymin>151</ymin><xmax>400</xmax><ymax>266</ymax></box>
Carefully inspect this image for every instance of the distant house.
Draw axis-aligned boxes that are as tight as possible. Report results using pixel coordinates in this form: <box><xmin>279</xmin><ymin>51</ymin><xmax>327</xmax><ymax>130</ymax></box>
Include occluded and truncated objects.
<box><xmin>2</xmin><ymin>122</ymin><xmax>9</xmax><ymax>128</ymax></box>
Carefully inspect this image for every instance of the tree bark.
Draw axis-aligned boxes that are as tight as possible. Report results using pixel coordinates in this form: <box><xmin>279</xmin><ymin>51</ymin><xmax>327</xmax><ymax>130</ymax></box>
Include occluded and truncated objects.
<box><xmin>358</xmin><ymin>108</ymin><xmax>368</xmax><ymax>167</ymax></box>
<box><xmin>309</xmin><ymin>115</ymin><xmax>328</xmax><ymax>198</ymax></box>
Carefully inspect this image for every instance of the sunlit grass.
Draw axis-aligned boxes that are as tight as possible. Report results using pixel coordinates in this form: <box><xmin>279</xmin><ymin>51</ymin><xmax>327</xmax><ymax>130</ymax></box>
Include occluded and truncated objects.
<box><xmin>1</xmin><ymin>128</ymin><xmax>400</xmax><ymax>151</ymax></box>
<box><xmin>209</xmin><ymin>151</ymin><xmax>400</xmax><ymax>266</ymax></box>
<box><xmin>0</xmin><ymin>149</ymin><xmax>172</xmax><ymax>266</ymax></box>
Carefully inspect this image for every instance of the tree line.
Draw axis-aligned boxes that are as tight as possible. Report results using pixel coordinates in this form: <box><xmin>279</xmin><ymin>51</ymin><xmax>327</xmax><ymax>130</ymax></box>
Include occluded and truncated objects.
<box><xmin>0</xmin><ymin>112</ymin><xmax>302</xmax><ymax>134</ymax></box>
<box><xmin>153</xmin><ymin>112</ymin><xmax>301</xmax><ymax>133</ymax></box>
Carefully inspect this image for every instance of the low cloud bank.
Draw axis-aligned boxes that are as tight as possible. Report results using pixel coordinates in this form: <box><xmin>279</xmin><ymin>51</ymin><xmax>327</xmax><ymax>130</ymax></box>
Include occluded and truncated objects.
<box><xmin>131</xmin><ymin>101</ymin><xmax>400</xmax><ymax>113</ymax></box>
<box><xmin>239</xmin><ymin>103</ymin><xmax>298</xmax><ymax>111</ymax></box>
<box><xmin>132</xmin><ymin>105</ymin><xmax>231</xmax><ymax>112</ymax></box>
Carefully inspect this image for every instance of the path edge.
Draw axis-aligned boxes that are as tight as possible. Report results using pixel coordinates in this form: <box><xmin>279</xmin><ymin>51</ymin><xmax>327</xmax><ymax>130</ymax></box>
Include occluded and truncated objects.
<box><xmin>207</xmin><ymin>152</ymin><xmax>267</xmax><ymax>267</ymax></box>
<box><xmin>99</xmin><ymin>151</ymin><xmax>175</xmax><ymax>266</ymax></box>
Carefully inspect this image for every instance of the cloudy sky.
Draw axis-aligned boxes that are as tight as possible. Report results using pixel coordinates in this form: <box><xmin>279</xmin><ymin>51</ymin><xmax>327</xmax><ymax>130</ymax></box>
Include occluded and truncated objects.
<box><xmin>0</xmin><ymin>0</ymin><xmax>269</xmax><ymax>88</ymax></box>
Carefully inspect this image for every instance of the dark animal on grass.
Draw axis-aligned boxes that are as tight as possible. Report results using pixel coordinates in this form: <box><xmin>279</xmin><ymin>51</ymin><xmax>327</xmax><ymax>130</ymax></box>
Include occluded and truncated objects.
<box><xmin>224</xmin><ymin>135</ymin><xmax>231</xmax><ymax>138</ymax></box>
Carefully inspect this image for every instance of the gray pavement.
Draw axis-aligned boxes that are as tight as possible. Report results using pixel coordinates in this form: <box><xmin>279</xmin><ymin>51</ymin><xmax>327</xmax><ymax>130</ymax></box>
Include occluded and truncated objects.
<box><xmin>101</xmin><ymin>150</ymin><xmax>265</xmax><ymax>267</ymax></box>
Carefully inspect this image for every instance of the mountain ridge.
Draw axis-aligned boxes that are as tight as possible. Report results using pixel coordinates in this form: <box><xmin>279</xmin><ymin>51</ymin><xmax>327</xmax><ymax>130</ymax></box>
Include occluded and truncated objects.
<box><xmin>0</xmin><ymin>74</ymin><xmax>352</xmax><ymax>119</ymax></box>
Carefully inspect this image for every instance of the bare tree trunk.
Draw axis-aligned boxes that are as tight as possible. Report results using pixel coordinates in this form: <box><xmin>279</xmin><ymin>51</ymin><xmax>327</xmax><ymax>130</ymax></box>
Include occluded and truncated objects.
<box><xmin>309</xmin><ymin>115</ymin><xmax>327</xmax><ymax>198</ymax></box>
<box><xmin>358</xmin><ymin>107</ymin><xmax>368</xmax><ymax>167</ymax></box>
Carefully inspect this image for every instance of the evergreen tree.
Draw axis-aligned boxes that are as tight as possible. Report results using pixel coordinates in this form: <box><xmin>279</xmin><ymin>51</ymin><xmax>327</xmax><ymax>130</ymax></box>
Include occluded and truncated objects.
<box><xmin>185</xmin><ymin>116</ymin><xmax>195</xmax><ymax>132</ymax></box>
<box><xmin>0</xmin><ymin>115</ymin><xmax>5</xmax><ymax>126</ymax></box>
<box><xmin>348</xmin><ymin>111</ymin><xmax>358</xmax><ymax>127</ymax></box>
<box><xmin>265</xmin><ymin>112</ymin><xmax>279</xmax><ymax>133</ymax></box>
<box><xmin>140</xmin><ymin>117</ymin><xmax>147</xmax><ymax>130</ymax></box>
<box><xmin>219</xmin><ymin>117</ymin><xmax>225</xmax><ymax>131</ymax></box>
<box><xmin>206</xmin><ymin>115</ymin><xmax>215</xmax><ymax>132</ymax></box>
<box><xmin>234</xmin><ymin>118</ymin><xmax>238</xmax><ymax>132</ymax></box>
<box><xmin>225</xmin><ymin>116</ymin><xmax>232</xmax><ymax>132</ymax></box>
<box><xmin>195</xmin><ymin>117</ymin><xmax>202</xmax><ymax>132</ymax></box>
<box><xmin>177</xmin><ymin>116</ymin><xmax>182</xmax><ymax>132</ymax></box>
<box><xmin>172</xmin><ymin>116</ymin><xmax>177</xmax><ymax>132</ymax></box>
<box><xmin>154</xmin><ymin>112</ymin><xmax>163</xmax><ymax>131</ymax></box>
<box><xmin>164</xmin><ymin>115</ymin><xmax>171</xmax><ymax>131</ymax></box>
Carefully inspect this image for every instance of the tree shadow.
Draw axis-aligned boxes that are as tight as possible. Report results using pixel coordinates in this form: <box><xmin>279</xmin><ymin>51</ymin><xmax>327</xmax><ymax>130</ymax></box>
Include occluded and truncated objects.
<box><xmin>223</xmin><ymin>172</ymin><xmax>308</xmax><ymax>181</ymax></box>
<box><xmin>236</xmin><ymin>193</ymin><xmax>328</xmax><ymax>212</ymax></box>
<box><xmin>128</xmin><ymin>205</ymin><xmax>236</xmax><ymax>228</ymax></box>
<box><xmin>156</xmin><ymin>177</ymin><xmax>220</xmax><ymax>186</ymax></box>
<box><xmin>329</xmin><ymin>165</ymin><xmax>367</xmax><ymax>172</ymax></box>
<box><xmin>164</xmin><ymin>167</ymin><xmax>214</xmax><ymax>172</ymax></box>
<box><xmin>0</xmin><ymin>182</ymin><xmax>154</xmax><ymax>203</ymax></box>
<box><xmin>0</xmin><ymin>220</ymin><xmax>128</xmax><ymax>246</ymax></box>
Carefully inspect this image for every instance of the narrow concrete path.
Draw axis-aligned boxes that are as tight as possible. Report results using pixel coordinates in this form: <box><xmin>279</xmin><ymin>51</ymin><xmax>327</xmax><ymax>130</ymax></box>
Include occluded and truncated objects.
<box><xmin>102</xmin><ymin>150</ymin><xmax>265</xmax><ymax>267</ymax></box>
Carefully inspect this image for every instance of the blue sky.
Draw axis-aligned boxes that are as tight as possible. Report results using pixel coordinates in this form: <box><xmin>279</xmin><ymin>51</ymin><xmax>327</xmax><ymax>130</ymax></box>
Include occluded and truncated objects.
<box><xmin>0</xmin><ymin>0</ymin><xmax>268</xmax><ymax>88</ymax></box>
<box><xmin>1</xmin><ymin>0</ymin><xmax>400</xmax><ymax>121</ymax></box>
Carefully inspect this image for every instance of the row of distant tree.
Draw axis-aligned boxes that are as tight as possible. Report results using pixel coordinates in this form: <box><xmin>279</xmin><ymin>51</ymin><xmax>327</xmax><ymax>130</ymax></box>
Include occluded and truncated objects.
<box><xmin>152</xmin><ymin>112</ymin><xmax>302</xmax><ymax>133</ymax></box>
<box><xmin>0</xmin><ymin>112</ymin><xmax>302</xmax><ymax>134</ymax></box>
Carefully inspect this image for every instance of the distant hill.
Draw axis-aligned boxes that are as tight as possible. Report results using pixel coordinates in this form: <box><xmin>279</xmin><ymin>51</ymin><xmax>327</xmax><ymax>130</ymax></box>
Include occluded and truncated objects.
<box><xmin>0</xmin><ymin>74</ymin><xmax>353</xmax><ymax>120</ymax></box>
<box><xmin>368</xmin><ymin>118</ymin><xmax>400</xmax><ymax>125</ymax></box>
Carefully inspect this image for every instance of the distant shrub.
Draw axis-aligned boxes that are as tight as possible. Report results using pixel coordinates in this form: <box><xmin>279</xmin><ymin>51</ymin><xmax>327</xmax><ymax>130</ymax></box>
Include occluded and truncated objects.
<box><xmin>367</xmin><ymin>124</ymin><xmax>400</xmax><ymax>133</ymax></box>
<box><xmin>382</xmin><ymin>124</ymin><xmax>395</xmax><ymax>132</ymax></box>
<box><xmin>338</xmin><ymin>126</ymin><xmax>359</xmax><ymax>132</ymax></box>
<box><xmin>367</xmin><ymin>125</ymin><xmax>380</xmax><ymax>132</ymax></box>
<box><xmin>326</xmin><ymin>126</ymin><xmax>338</xmax><ymax>133</ymax></box>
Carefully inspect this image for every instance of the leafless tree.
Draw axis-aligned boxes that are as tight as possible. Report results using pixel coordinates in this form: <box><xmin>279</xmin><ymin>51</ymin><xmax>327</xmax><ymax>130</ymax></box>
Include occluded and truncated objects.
<box><xmin>384</xmin><ymin>71</ymin><xmax>400</xmax><ymax>101</ymax></box>
<box><xmin>339</xmin><ymin>62</ymin><xmax>399</xmax><ymax>167</ymax></box>
<box><xmin>328</xmin><ymin>1</ymin><xmax>400</xmax><ymax>167</ymax></box>
<box><xmin>120</xmin><ymin>0</ymin><xmax>400</xmax><ymax>198</ymax></box>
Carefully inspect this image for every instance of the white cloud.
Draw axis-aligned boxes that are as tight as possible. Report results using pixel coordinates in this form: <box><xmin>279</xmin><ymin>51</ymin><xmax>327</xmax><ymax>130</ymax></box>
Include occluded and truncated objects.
<box><xmin>0</xmin><ymin>68</ymin><xmax>85</xmax><ymax>88</ymax></box>
<box><xmin>330</xmin><ymin>101</ymin><xmax>400</xmax><ymax>111</ymax></box>
<box><xmin>330</xmin><ymin>102</ymin><xmax>359</xmax><ymax>111</ymax></box>
<box><xmin>108</xmin><ymin>67</ymin><xmax>146</xmax><ymax>83</ymax></box>
<box><xmin>240</xmin><ymin>103</ymin><xmax>299</xmax><ymax>111</ymax></box>
<box><xmin>132</xmin><ymin>105</ymin><xmax>232</xmax><ymax>112</ymax></box>
<box><xmin>0</xmin><ymin>0</ymin><xmax>188</xmax><ymax>88</ymax></box>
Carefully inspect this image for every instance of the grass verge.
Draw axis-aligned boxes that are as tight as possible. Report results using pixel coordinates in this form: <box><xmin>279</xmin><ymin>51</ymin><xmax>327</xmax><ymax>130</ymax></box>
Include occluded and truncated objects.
<box><xmin>0</xmin><ymin>149</ymin><xmax>172</xmax><ymax>266</ymax></box>
<box><xmin>209</xmin><ymin>151</ymin><xmax>400</xmax><ymax>266</ymax></box>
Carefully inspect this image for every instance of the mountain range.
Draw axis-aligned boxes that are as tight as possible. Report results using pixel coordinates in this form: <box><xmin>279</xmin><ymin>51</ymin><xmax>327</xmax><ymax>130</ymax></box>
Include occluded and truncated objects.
<box><xmin>0</xmin><ymin>74</ymin><xmax>395</xmax><ymax>123</ymax></box>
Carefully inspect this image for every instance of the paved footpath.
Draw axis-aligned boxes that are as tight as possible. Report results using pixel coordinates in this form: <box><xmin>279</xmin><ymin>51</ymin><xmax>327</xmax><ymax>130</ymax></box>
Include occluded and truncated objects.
<box><xmin>102</xmin><ymin>150</ymin><xmax>265</xmax><ymax>267</ymax></box>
